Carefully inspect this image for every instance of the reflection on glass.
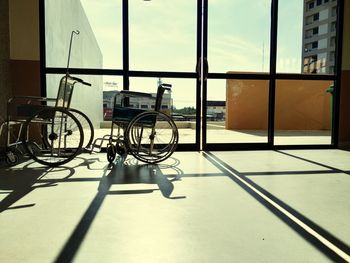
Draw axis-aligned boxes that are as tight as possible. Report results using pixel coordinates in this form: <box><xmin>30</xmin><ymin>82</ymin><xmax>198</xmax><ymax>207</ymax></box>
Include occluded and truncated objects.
<box><xmin>208</xmin><ymin>0</ymin><xmax>271</xmax><ymax>73</ymax></box>
<box><xmin>275</xmin><ymin>80</ymin><xmax>333</xmax><ymax>145</ymax></box>
<box><xmin>129</xmin><ymin>0</ymin><xmax>197</xmax><ymax>72</ymax></box>
<box><xmin>45</xmin><ymin>0</ymin><xmax>122</xmax><ymax>69</ymax></box>
<box><xmin>129</xmin><ymin>78</ymin><xmax>197</xmax><ymax>144</ymax></box>
<box><xmin>206</xmin><ymin>79</ymin><xmax>269</xmax><ymax>143</ymax></box>
<box><xmin>277</xmin><ymin>0</ymin><xmax>337</xmax><ymax>74</ymax></box>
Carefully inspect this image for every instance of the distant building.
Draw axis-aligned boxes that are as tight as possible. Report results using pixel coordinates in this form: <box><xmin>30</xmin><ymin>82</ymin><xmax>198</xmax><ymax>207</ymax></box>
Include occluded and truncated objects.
<box><xmin>104</xmin><ymin>81</ymin><xmax>118</xmax><ymax>90</ymax></box>
<box><xmin>207</xmin><ymin>101</ymin><xmax>226</xmax><ymax>120</ymax></box>
<box><xmin>103</xmin><ymin>90</ymin><xmax>172</xmax><ymax>120</ymax></box>
<box><xmin>302</xmin><ymin>0</ymin><xmax>337</xmax><ymax>74</ymax></box>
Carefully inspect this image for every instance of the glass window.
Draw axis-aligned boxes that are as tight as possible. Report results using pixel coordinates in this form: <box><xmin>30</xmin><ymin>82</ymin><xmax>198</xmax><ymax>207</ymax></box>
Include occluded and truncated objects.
<box><xmin>208</xmin><ymin>0</ymin><xmax>271</xmax><ymax>73</ymax></box>
<box><xmin>331</xmin><ymin>22</ymin><xmax>336</xmax><ymax>32</ymax></box>
<box><xmin>330</xmin><ymin>36</ymin><xmax>336</xmax><ymax>47</ymax></box>
<box><xmin>314</xmin><ymin>13</ymin><xmax>320</xmax><ymax>21</ymax></box>
<box><xmin>308</xmin><ymin>1</ymin><xmax>315</xmax><ymax>9</ymax></box>
<box><xmin>206</xmin><ymin>79</ymin><xmax>268</xmax><ymax>144</ymax></box>
<box><xmin>277</xmin><ymin>1</ymin><xmax>303</xmax><ymax>73</ymax></box>
<box><xmin>46</xmin><ymin>74</ymin><xmax>123</xmax><ymax>147</ymax></box>
<box><xmin>332</xmin><ymin>6</ymin><xmax>337</xmax><ymax>17</ymax></box>
<box><xmin>278</xmin><ymin>0</ymin><xmax>337</xmax><ymax>75</ymax></box>
<box><xmin>303</xmin><ymin>55</ymin><xmax>318</xmax><ymax>73</ymax></box>
<box><xmin>275</xmin><ymin>80</ymin><xmax>333</xmax><ymax>145</ymax></box>
<box><xmin>45</xmin><ymin>0</ymin><xmax>122</xmax><ymax>69</ymax></box>
<box><xmin>129</xmin><ymin>77</ymin><xmax>197</xmax><ymax>144</ymax></box>
<box><xmin>46</xmin><ymin>74</ymin><xmax>103</xmax><ymax>125</ymax></box>
<box><xmin>129</xmin><ymin>0</ymin><xmax>197</xmax><ymax>72</ymax></box>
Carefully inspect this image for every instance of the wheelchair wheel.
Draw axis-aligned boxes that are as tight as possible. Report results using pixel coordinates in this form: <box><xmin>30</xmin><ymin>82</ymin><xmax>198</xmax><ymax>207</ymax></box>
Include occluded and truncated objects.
<box><xmin>125</xmin><ymin>111</ymin><xmax>178</xmax><ymax>164</ymax></box>
<box><xmin>106</xmin><ymin>144</ymin><xmax>116</xmax><ymax>163</ymax></box>
<box><xmin>22</xmin><ymin>107</ymin><xmax>84</xmax><ymax>167</ymax></box>
<box><xmin>68</xmin><ymin>108</ymin><xmax>94</xmax><ymax>150</ymax></box>
<box><xmin>5</xmin><ymin>151</ymin><xmax>19</xmax><ymax>166</ymax></box>
<box><xmin>115</xmin><ymin>136</ymin><xmax>127</xmax><ymax>156</ymax></box>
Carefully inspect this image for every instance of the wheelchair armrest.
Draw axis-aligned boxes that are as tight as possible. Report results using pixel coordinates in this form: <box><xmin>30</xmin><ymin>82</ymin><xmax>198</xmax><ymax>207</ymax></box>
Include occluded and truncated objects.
<box><xmin>8</xmin><ymin>96</ymin><xmax>56</xmax><ymax>104</ymax></box>
<box><xmin>119</xmin><ymin>90</ymin><xmax>154</xmax><ymax>98</ymax></box>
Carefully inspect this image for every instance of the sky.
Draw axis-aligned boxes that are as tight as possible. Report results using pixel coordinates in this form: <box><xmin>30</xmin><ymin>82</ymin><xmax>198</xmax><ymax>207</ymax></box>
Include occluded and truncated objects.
<box><xmin>77</xmin><ymin>0</ymin><xmax>304</xmax><ymax>108</ymax></box>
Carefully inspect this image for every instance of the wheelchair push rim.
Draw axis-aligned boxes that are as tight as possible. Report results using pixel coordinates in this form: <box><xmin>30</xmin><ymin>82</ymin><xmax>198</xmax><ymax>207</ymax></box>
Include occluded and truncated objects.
<box><xmin>125</xmin><ymin>111</ymin><xmax>178</xmax><ymax>164</ymax></box>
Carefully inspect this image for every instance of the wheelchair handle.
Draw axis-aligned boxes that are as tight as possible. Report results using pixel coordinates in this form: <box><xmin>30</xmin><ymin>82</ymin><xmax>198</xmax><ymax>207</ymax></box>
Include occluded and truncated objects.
<box><xmin>160</xmin><ymin>83</ymin><xmax>172</xmax><ymax>90</ymax></box>
<box><xmin>70</xmin><ymin>76</ymin><xmax>92</xmax><ymax>86</ymax></box>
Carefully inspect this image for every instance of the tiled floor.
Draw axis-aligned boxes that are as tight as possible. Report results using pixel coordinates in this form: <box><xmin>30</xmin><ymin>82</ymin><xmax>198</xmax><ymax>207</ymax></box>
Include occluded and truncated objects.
<box><xmin>0</xmin><ymin>150</ymin><xmax>350</xmax><ymax>262</ymax></box>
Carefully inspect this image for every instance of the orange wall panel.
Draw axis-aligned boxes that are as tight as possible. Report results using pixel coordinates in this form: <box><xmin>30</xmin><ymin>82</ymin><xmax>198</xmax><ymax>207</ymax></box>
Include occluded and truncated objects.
<box><xmin>226</xmin><ymin>79</ymin><xmax>268</xmax><ymax>130</ymax></box>
<box><xmin>226</xmin><ymin>79</ymin><xmax>332</xmax><ymax>130</ymax></box>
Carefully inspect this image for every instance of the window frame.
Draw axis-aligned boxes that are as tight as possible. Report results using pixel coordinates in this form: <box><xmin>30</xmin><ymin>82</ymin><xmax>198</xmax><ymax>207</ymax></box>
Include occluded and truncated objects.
<box><xmin>39</xmin><ymin>0</ymin><xmax>345</xmax><ymax>151</ymax></box>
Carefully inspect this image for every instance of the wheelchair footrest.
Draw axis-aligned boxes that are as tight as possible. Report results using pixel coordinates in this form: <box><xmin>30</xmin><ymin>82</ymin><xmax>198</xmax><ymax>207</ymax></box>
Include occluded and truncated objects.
<box><xmin>90</xmin><ymin>134</ymin><xmax>121</xmax><ymax>153</ymax></box>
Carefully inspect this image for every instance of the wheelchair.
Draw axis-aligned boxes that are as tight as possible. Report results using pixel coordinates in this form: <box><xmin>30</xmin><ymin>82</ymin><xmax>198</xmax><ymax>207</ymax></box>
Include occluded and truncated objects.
<box><xmin>0</xmin><ymin>74</ymin><xmax>94</xmax><ymax>167</ymax></box>
<box><xmin>91</xmin><ymin>83</ymin><xmax>179</xmax><ymax>164</ymax></box>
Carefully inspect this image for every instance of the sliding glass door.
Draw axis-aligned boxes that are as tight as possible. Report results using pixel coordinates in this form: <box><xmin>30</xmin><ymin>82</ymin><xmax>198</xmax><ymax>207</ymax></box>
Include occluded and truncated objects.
<box><xmin>43</xmin><ymin>0</ymin><xmax>201</xmax><ymax>150</ymax></box>
<box><xmin>41</xmin><ymin>0</ymin><xmax>343</xmax><ymax>151</ymax></box>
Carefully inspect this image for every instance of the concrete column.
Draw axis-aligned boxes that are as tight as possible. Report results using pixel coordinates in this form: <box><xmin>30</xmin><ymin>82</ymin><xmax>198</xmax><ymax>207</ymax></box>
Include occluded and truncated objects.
<box><xmin>338</xmin><ymin>0</ymin><xmax>350</xmax><ymax>149</ymax></box>
<box><xmin>0</xmin><ymin>0</ymin><xmax>11</xmax><ymax>148</ymax></box>
<box><xmin>9</xmin><ymin>0</ymin><xmax>41</xmax><ymax>97</ymax></box>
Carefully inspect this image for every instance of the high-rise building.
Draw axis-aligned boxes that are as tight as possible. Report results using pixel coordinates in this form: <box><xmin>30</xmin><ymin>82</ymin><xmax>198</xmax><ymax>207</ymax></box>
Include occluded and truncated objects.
<box><xmin>302</xmin><ymin>0</ymin><xmax>337</xmax><ymax>74</ymax></box>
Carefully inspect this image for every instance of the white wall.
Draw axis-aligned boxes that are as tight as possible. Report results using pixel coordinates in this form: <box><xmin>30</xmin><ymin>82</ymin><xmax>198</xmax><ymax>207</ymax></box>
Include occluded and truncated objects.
<box><xmin>45</xmin><ymin>0</ymin><xmax>103</xmax><ymax>127</ymax></box>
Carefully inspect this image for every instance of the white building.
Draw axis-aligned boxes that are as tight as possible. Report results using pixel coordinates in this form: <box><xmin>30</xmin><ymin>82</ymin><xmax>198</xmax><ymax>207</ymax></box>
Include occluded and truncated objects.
<box><xmin>302</xmin><ymin>0</ymin><xmax>337</xmax><ymax>74</ymax></box>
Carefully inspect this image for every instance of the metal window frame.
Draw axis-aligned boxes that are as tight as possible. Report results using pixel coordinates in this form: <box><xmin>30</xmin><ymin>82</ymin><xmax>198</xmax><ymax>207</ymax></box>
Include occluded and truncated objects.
<box><xmin>202</xmin><ymin>0</ymin><xmax>344</xmax><ymax>151</ymax></box>
<box><xmin>39</xmin><ymin>0</ymin><xmax>344</xmax><ymax>152</ymax></box>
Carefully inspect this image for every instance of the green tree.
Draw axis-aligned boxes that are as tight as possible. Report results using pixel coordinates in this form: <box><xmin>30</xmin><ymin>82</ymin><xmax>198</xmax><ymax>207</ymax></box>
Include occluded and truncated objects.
<box><xmin>173</xmin><ymin>107</ymin><xmax>196</xmax><ymax>115</ymax></box>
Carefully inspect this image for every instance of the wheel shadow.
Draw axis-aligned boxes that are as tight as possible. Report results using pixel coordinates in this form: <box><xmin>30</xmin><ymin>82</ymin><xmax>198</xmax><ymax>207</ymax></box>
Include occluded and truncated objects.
<box><xmin>203</xmin><ymin>151</ymin><xmax>350</xmax><ymax>263</ymax></box>
<box><xmin>0</xmin><ymin>156</ymin><xmax>102</xmax><ymax>213</ymax></box>
<box><xmin>54</xmin><ymin>156</ymin><xmax>185</xmax><ymax>263</ymax></box>
<box><xmin>105</xmin><ymin>156</ymin><xmax>185</xmax><ymax>199</ymax></box>
<box><xmin>0</xmin><ymin>162</ymin><xmax>75</xmax><ymax>213</ymax></box>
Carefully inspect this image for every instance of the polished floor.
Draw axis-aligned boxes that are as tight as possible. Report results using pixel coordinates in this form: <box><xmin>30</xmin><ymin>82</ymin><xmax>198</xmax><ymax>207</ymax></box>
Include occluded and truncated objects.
<box><xmin>95</xmin><ymin>127</ymin><xmax>332</xmax><ymax>145</ymax></box>
<box><xmin>0</xmin><ymin>150</ymin><xmax>350</xmax><ymax>263</ymax></box>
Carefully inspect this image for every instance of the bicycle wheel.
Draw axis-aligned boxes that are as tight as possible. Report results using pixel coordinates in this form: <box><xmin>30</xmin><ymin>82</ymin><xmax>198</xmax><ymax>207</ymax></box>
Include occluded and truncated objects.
<box><xmin>22</xmin><ymin>107</ymin><xmax>84</xmax><ymax>167</ymax></box>
<box><xmin>68</xmin><ymin>108</ymin><xmax>94</xmax><ymax>150</ymax></box>
<box><xmin>126</xmin><ymin>111</ymin><xmax>178</xmax><ymax>164</ymax></box>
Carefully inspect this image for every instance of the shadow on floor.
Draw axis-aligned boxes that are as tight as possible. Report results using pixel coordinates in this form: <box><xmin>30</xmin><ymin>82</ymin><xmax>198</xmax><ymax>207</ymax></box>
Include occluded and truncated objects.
<box><xmin>203</xmin><ymin>151</ymin><xmax>350</xmax><ymax>263</ymax></box>
<box><xmin>276</xmin><ymin>150</ymin><xmax>350</xmax><ymax>176</ymax></box>
<box><xmin>54</xmin><ymin>156</ymin><xmax>186</xmax><ymax>263</ymax></box>
<box><xmin>0</xmin><ymin>162</ymin><xmax>75</xmax><ymax>213</ymax></box>
<box><xmin>0</xmin><ymin>156</ymin><xmax>104</xmax><ymax>213</ymax></box>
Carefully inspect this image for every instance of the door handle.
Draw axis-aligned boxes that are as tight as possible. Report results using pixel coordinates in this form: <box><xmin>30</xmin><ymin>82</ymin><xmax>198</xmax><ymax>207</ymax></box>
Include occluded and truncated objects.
<box><xmin>196</xmin><ymin>57</ymin><xmax>209</xmax><ymax>81</ymax></box>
